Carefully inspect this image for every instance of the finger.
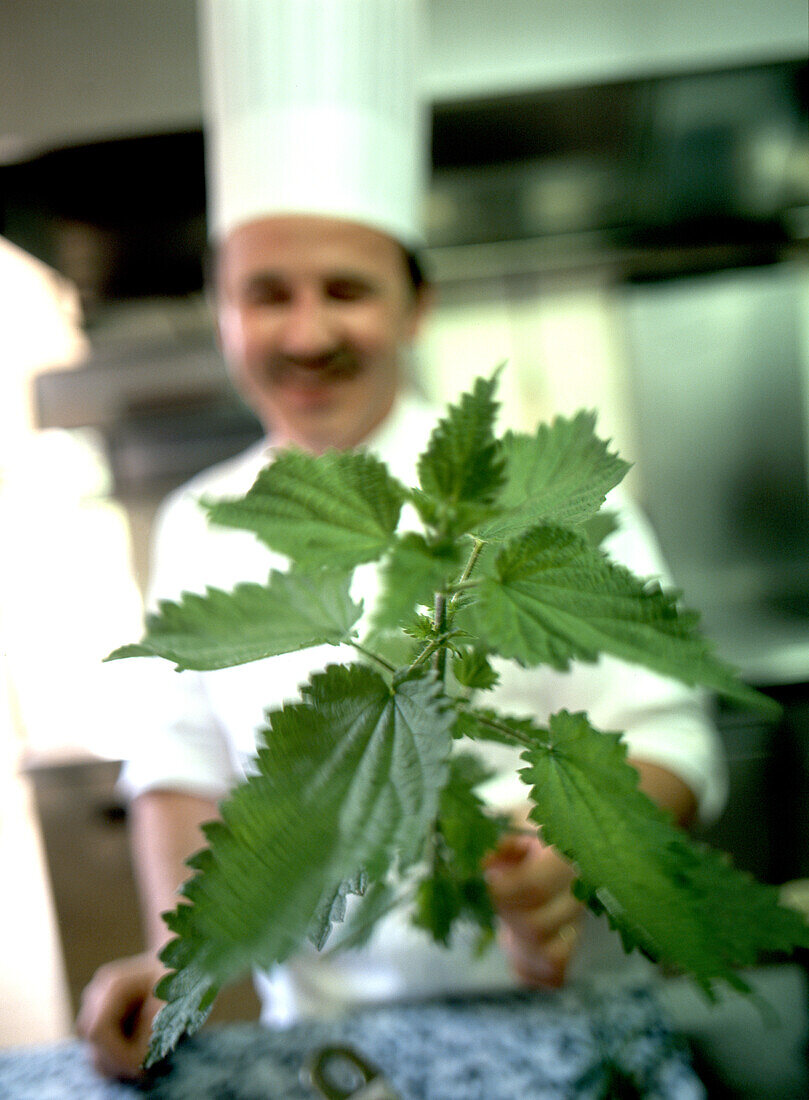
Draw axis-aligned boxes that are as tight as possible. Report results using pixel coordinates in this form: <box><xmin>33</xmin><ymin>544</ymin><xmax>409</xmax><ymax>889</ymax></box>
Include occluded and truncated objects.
<box><xmin>497</xmin><ymin>887</ymin><xmax>583</xmax><ymax>945</ymax></box>
<box><xmin>90</xmin><ymin>1042</ymin><xmax>143</xmax><ymax>1083</ymax></box>
<box><xmin>538</xmin><ymin>919</ymin><xmax>582</xmax><ymax>973</ymax></box>
<box><xmin>76</xmin><ymin>973</ymin><xmax>152</xmax><ymax>1081</ymax></box>
<box><xmin>485</xmin><ymin>846</ymin><xmax>575</xmax><ymax>910</ymax></box>
<box><xmin>482</xmin><ymin>831</ymin><xmax>533</xmax><ymax>867</ymax></box>
<box><xmin>500</xmin><ymin>918</ymin><xmax>583</xmax><ymax>989</ymax></box>
<box><xmin>83</xmin><ymin>1004</ymin><xmax>148</xmax><ymax>1081</ymax></box>
<box><xmin>85</xmin><ymin>1024</ymin><xmax>148</xmax><ymax>1081</ymax></box>
<box><xmin>499</xmin><ymin>923</ymin><xmax>566</xmax><ymax>988</ymax></box>
<box><xmin>132</xmin><ymin>995</ymin><xmax>162</xmax><ymax>1064</ymax></box>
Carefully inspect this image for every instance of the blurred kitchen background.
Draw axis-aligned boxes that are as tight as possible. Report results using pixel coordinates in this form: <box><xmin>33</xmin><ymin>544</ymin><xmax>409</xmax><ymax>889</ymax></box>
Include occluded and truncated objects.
<box><xmin>2</xmin><ymin>0</ymin><xmax>809</xmax><ymax>1090</ymax></box>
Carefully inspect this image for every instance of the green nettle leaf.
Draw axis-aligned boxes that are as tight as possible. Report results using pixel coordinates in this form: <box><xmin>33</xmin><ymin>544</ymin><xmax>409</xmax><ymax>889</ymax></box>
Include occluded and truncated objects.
<box><xmin>370</xmin><ymin>532</ymin><xmax>465</xmax><ymax>631</ymax></box>
<box><xmin>460</xmin><ymin>524</ymin><xmax>779</xmax><ymax>715</ymax></box>
<box><xmin>149</xmin><ymin>903</ymin><xmax>220</xmax><ymax>1062</ymax></box>
<box><xmin>474</xmin><ymin>412</ymin><xmax>630</xmax><ymax>541</ymax></box>
<box><xmin>452</xmin><ymin>648</ymin><xmax>500</xmax><ymax>692</ymax></box>
<box><xmin>205</xmin><ymin>448</ymin><xmax>406</xmax><ymax>569</ymax></box>
<box><xmin>146</xmin><ymin>664</ymin><xmax>454</xmax><ymax>1064</ymax></box>
<box><xmin>415</xmin><ymin>372</ymin><xmax>506</xmax><ymax>534</ymax></box>
<box><xmin>581</xmin><ymin>510</ymin><xmax>620</xmax><ymax>548</ymax></box>
<box><xmin>308</xmin><ymin>870</ymin><xmax>369</xmax><ymax>952</ymax></box>
<box><xmin>151</xmin><ymin>959</ymin><xmax>219</xmax><ymax>1064</ymax></box>
<box><xmin>413</xmin><ymin>873</ymin><xmax>465</xmax><ymax>946</ymax></box>
<box><xmin>404</xmin><ymin>613</ymin><xmax>438</xmax><ymax>641</ymax></box>
<box><xmin>412</xmin><ymin>754</ymin><xmax>508</xmax><ymax>946</ymax></box>
<box><xmin>520</xmin><ymin>711</ymin><xmax>809</xmax><ymax>994</ymax></box>
<box><xmin>106</xmin><ymin>570</ymin><xmax>362</xmax><ymax>671</ymax></box>
<box><xmin>435</xmin><ymin>754</ymin><xmax>508</xmax><ymax>874</ymax></box>
<box><xmin>322</xmin><ymin>880</ymin><xmax>401</xmax><ymax>956</ymax></box>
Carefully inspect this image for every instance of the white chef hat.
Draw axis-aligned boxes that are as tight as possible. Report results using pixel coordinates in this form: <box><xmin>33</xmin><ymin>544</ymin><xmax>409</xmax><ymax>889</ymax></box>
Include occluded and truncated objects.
<box><xmin>197</xmin><ymin>0</ymin><xmax>428</xmax><ymax>249</ymax></box>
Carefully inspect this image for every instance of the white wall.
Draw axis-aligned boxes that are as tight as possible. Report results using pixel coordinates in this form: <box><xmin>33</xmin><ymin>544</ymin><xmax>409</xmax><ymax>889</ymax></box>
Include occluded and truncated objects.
<box><xmin>0</xmin><ymin>0</ymin><xmax>202</xmax><ymax>160</ymax></box>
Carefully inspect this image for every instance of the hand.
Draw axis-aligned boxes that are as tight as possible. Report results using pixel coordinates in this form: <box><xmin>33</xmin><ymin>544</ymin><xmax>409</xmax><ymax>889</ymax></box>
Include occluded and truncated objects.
<box><xmin>75</xmin><ymin>951</ymin><xmax>164</xmax><ymax>1080</ymax></box>
<box><xmin>484</xmin><ymin>831</ymin><xmax>584</xmax><ymax>989</ymax></box>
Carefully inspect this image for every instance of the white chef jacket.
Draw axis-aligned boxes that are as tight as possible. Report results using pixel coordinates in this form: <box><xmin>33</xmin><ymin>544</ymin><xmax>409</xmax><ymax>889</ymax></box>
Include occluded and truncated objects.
<box><xmin>118</xmin><ymin>391</ymin><xmax>727</xmax><ymax>1023</ymax></box>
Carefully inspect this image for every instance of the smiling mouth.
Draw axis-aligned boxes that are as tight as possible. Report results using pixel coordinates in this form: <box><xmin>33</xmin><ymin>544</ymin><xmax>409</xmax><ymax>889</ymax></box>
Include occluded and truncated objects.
<box><xmin>262</xmin><ymin>354</ymin><xmax>364</xmax><ymax>412</ymax></box>
<box><xmin>268</xmin><ymin>350</ymin><xmax>362</xmax><ymax>387</ymax></box>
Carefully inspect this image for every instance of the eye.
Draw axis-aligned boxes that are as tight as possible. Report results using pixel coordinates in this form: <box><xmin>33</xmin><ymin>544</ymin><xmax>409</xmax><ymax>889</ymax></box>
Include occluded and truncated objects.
<box><xmin>240</xmin><ymin>276</ymin><xmax>291</xmax><ymax>306</ymax></box>
<box><xmin>325</xmin><ymin>278</ymin><xmax>374</xmax><ymax>302</ymax></box>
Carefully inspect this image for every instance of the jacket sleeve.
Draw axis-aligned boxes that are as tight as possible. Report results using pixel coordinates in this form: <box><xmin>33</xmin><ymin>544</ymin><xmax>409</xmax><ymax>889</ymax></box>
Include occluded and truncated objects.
<box><xmin>116</xmin><ymin>487</ymin><xmax>238</xmax><ymax>802</ymax></box>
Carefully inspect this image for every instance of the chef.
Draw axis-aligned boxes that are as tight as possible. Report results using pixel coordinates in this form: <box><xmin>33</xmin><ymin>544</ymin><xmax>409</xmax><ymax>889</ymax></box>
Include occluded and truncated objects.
<box><xmin>77</xmin><ymin>0</ymin><xmax>726</xmax><ymax>1080</ymax></box>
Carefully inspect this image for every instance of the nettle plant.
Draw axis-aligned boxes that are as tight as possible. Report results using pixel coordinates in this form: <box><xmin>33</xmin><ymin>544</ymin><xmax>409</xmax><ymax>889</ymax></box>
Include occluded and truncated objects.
<box><xmin>110</xmin><ymin>373</ymin><xmax>809</xmax><ymax>1065</ymax></box>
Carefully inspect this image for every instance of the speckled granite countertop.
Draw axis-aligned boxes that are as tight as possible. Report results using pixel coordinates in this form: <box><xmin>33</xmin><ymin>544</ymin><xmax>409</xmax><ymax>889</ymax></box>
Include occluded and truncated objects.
<box><xmin>0</xmin><ymin>987</ymin><xmax>705</xmax><ymax>1099</ymax></box>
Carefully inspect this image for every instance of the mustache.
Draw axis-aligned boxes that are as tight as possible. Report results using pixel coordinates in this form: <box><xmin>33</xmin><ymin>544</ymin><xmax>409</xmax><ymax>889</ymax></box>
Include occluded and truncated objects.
<box><xmin>264</xmin><ymin>348</ymin><xmax>362</xmax><ymax>382</ymax></box>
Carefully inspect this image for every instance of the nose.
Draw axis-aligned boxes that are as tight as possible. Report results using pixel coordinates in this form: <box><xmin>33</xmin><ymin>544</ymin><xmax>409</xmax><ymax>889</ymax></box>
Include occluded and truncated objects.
<box><xmin>277</xmin><ymin>289</ymin><xmax>335</xmax><ymax>360</ymax></box>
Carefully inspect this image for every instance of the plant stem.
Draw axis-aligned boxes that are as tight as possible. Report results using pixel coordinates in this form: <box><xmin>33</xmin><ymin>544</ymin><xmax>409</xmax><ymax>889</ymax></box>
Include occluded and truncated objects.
<box><xmin>448</xmin><ymin>538</ymin><xmax>486</xmax><ymax>612</ymax></box>
<box><xmin>459</xmin><ymin>538</ymin><xmax>486</xmax><ymax>585</ymax></box>
<box><xmin>406</xmin><ymin>638</ymin><xmax>442</xmax><ymax>672</ymax></box>
<box><xmin>349</xmin><ymin>641</ymin><xmax>396</xmax><ymax>674</ymax></box>
<box><xmin>403</xmin><ymin>631</ymin><xmax>458</xmax><ymax>676</ymax></box>
<box><xmin>403</xmin><ymin>539</ymin><xmax>488</xmax><ymax>681</ymax></box>
<box><xmin>456</xmin><ymin>702</ymin><xmax>539</xmax><ymax>749</ymax></box>
<box><xmin>433</xmin><ymin>593</ymin><xmax>447</xmax><ymax>680</ymax></box>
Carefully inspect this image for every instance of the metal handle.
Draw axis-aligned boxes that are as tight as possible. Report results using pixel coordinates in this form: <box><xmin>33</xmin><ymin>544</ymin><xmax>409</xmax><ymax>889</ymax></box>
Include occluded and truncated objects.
<box><xmin>304</xmin><ymin>1043</ymin><xmax>402</xmax><ymax>1099</ymax></box>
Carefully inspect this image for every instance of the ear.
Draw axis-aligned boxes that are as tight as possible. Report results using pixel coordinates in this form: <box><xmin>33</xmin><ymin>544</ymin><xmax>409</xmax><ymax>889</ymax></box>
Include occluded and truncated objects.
<box><xmin>212</xmin><ymin>306</ymin><xmax>226</xmax><ymax>354</ymax></box>
<box><xmin>405</xmin><ymin>282</ymin><xmax>435</xmax><ymax>341</ymax></box>
<box><xmin>204</xmin><ymin>244</ymin><xmax>227</xmax><ymax>353</ymax></box>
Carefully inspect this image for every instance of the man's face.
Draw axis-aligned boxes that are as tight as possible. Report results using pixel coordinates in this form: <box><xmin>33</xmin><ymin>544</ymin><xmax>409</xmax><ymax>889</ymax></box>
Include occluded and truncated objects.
<box><xmin>215</xmin><ymin>215</ymin><xmax>430</xmax><ymax>452</ymax></box>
